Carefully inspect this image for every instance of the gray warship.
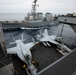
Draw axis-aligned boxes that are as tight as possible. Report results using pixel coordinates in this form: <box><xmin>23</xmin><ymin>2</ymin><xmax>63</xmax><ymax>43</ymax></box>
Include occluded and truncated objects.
<box><xmin>2</xmin><ymin>0</ymin><xmax>54</xmax><ymax>30</ymax></box>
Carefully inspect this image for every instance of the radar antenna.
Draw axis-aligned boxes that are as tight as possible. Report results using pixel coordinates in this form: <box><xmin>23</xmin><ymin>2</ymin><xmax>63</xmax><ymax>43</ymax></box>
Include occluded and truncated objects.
<box><xmin>31</xmin><ymin>0</ymin><xmax>39</xmax><ymax>19</ymax></box>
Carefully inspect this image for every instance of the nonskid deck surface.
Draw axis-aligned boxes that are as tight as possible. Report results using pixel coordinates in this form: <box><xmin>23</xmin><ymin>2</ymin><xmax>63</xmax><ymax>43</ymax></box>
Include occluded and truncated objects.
<box><xmin>39</xmin><ymin>48</ymin><xmax>76</xmax><ymax>75</ymax></box>
<box><xmin>32</xmin><ymin>43</ymin><xmax>63</xmax><ymax>72</ymax></box>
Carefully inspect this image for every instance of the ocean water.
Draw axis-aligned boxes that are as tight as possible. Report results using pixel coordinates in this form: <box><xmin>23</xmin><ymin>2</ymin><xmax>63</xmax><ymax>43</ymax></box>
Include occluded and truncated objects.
<box><xmin>0</xmin><ymin>13</ymin><xmax>27</xmax><ymax>21</ymax></box>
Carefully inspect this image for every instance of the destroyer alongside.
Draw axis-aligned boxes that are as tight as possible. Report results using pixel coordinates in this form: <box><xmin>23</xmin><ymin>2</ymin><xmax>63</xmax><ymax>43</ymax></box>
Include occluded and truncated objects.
<box><xmin>1</xmin><ymin>0</ymin><xmax>54</xmax><ymax>29</ymax></box>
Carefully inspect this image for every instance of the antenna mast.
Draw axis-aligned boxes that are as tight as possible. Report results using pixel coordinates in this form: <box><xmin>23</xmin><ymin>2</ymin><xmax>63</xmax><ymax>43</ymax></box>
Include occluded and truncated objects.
<box><xmin>31</xmin><ymin>0</ymin><xmax>38</xmax><ymax>19</ymax></box>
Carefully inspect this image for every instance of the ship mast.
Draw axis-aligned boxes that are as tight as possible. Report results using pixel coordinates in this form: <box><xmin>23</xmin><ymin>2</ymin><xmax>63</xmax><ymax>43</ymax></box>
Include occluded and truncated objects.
<box><xmin>31</xmin><ymin>0</ymin><xmax>38</xmax><ymax>19</ymax></box>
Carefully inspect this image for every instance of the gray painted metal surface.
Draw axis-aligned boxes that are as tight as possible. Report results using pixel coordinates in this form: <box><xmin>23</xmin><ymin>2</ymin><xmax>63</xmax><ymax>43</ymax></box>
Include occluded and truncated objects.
<box><xmin>58</xmin><ymin>17</ymin><xmax>76</xmax><ymax>24</ymax></box>
<box><xmin>0</xmin><ymin>25</ymin><xmax>7</xmax><ymax>57</ymax></box>
<box><xmin>38</xmin><ymin>48</ymin><xmax>76</xmax><ymax>75</ymax></box>
<box><xmin>0</xmin><ymin>63</ymin><xmax>14</xmax><ymax>75</ymax></box>
<box><xmin>2</xmin><ymin>21</ymin><xmax>52</xmax><ymax>29</ymax></box>
<box><xmin>58</xmin><ymin>16</ymin><xmax>76</xmax><ymax>33</ymax></box>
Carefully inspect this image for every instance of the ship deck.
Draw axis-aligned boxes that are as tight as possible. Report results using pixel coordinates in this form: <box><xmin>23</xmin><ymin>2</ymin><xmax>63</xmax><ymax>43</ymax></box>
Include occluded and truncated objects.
<box><xmin>39</xmin><ymin>48</ymin><xmax>76</xmax><ymax>75</ymax></box>
<box><xmin>1</xmin><ymin>21</ymin><xmax>76</xmax><ymax>75</ymax></box>
<box><xmin>11</xmin><ymin>43</ymin><xmax>63</xmax><ymax>75</ymax></box>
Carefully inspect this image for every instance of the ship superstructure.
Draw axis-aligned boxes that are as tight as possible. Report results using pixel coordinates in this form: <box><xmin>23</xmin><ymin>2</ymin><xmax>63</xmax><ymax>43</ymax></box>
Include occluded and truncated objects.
<box><xmin>25</xmin><ymin>0</ymin><xmax>43</xmax><ymax>22</ymax></box>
